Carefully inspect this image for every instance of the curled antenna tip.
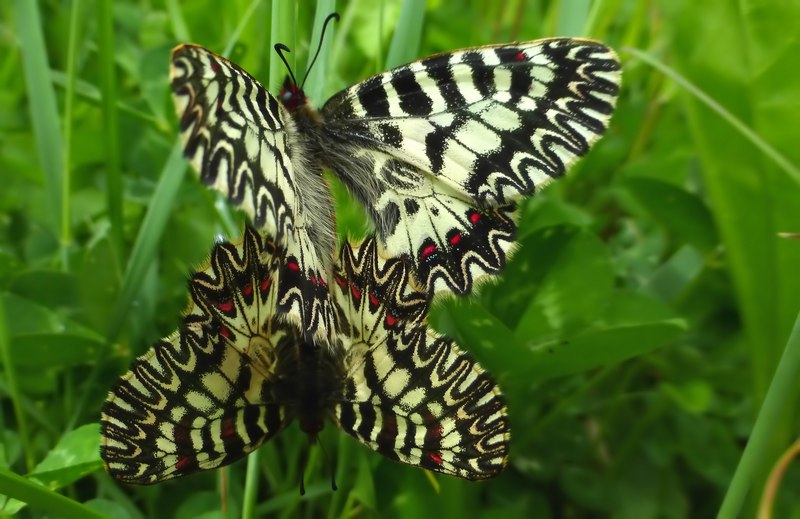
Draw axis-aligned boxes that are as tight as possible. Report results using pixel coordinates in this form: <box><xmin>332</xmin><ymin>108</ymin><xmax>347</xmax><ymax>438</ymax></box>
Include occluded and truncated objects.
<box><xmin>300</xmin><ymin>12</ymin><xmax>341</xmax><ymax>90</ymax></box>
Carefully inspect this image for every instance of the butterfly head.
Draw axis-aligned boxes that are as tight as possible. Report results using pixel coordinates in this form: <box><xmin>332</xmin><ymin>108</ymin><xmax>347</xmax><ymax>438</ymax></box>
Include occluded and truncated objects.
<box><xmin>279</xmin><ymin>76</ymin><xmax>308</xmax><ymax>111</ymax></box>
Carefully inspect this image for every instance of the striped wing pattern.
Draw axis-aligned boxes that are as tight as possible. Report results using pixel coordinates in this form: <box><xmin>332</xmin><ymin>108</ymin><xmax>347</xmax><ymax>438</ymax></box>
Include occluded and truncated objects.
<box><xmin>171</xmin><ymin>44</ymin><xmax>336</xmax><ymax>338</ymax></box>
<box><xmin>101</xmin><ymin>229</ymin><xmax>509</xmax><ymax>483</ymax></box>
<box><xmin>101</xmin><ymin>229</ymin><xmax>291</xmax><ymax>483</ymax></box>
<box><xmin>170</xmin><ymin>38</ymin><xmax>620</xmax><ymax>302</ymax></box>
<box><xmin>332</xmin><ymin>239</ymin><xmax>510</xmax><ymax>479</ymax></box>
<box><xmin>321</xmin><ymin>39</ymin><xmax>620</xmax><ymax>295</ymax></box>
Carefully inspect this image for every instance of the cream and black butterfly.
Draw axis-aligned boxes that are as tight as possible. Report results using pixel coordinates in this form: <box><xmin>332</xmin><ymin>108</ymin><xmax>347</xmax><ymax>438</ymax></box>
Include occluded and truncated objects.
<box><xmin>100</xmin><ymin>227</ymin><xmax>509</xmax><ymax>486</ymax></box>
<box><xmin>171</xmin><ymin>15</ymin><xmax>621</xmax><ymax>308</ymax></box>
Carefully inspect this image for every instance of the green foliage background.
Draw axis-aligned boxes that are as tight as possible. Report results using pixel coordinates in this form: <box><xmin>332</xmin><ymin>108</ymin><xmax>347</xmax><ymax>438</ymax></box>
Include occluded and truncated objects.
<box><xmin>1</xmin><ymin>0</ymin><xmax>799</xmax><ymax>517</ymax></box>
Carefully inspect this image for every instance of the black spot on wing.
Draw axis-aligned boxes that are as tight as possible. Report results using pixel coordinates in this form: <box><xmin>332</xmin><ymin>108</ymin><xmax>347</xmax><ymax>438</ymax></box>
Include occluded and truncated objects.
<box><xmin>391</xmin><ymin>68</ymin><xmax>433</xmax><ymax>116</ymax></box>
<box><xmin>425</xmin><ymin>125</ymin><xmax>449</xmax><ymax>173</ymax></box>
<box><xmin>404</xmin><ymin>198</ymin><xmax>420</xmax><ymax>216</ymax></box>
<box><xmin>379</xmin><ymin>123</ymin><xmax>403</xmax><ymax>148</ymax></box>
<box><xmin>463</xmin><ymin>51</ymin><xmax>493</xmax><ymax>97</ymax></box>
<box><xmin>358</xmin><ymin>76</ymin><xmax>391</xmax><ymax>117</ymax></box>
<box><xmin>423</xmin><ymin>54</ymin><xmax>466</xmax><ymax>109</ymax></box>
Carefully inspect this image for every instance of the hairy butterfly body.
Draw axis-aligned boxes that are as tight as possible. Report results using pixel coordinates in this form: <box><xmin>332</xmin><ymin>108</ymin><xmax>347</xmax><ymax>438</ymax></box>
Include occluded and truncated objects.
<box><xmin>171</xmin><ymin>37</ymin><xmax>620</xmax><ymax>306</ymax></box>
<box><xmin>100</xmin><ymin>227</ymin><xmax>509</xmax><ymax>484</ymax></box>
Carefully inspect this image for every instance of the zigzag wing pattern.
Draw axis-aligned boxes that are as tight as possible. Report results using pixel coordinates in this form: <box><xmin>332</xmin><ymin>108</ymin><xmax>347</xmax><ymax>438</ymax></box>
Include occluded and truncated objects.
<box><xmin>322</xmin><ymin>38</ymin><xmax>620</xmax><ymax>296</ymax></box>
<box><xmin>100</xmin><ymin>228</ymin><xmax>293</xmax><ymax>484</ymax></box>
<box><xmin>331</xmin><ymin>239</ymin><xmax>510</xmax><ymax>479</ymax></box>
<box><xmin>170</xmin><ymin>44</ymin><xmax>336</xmax><ymax>303</ymax></box>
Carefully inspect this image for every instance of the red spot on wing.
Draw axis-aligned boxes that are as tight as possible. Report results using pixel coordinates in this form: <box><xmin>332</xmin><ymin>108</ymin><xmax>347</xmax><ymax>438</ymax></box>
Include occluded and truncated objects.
<box><xmin>350</xmin><ymin>281</ymin><xmax>361</xmax><ymax>300</ymax></box>
<box><xmin>260</xmin><ymin>277</ymin><xmax>272</xmax><ymax>293</ymax></box>
<box><xmin>369</xmin><ymin>292</ymin><xmax>380</xmax><ymax>307</ymax></box>
<box><xmin>210</xmin><ymin>60</ymin><xmax>220</xmax><ymax>73</ymax></box>
<box><xmin>242</xmin><ymin>283</ymin><xmax>253</xmax><ymax>297</ymax></box>
<box><xmin>385</xmin><ymin>313</ymin><xmax>398</xmax><ymax>327</ymax></box>
<box><xmin>514</xmin><ymin>51</ymin><xmax>526</xmax><ymax>61</ymax></box>
<box><xmin>221</xmin><ymin>417</ymin><xmax>237</xmax><ymax>440</ymax></box>
<box><xmin>217</xmin><ymin>300</ymin><xmax>234</xmax><ymax>312</ymax></box>
<box><xmin>469</xmin><ymin>212</ymin><xmax>481</xmax><ymax>225</ymax></box>
<box><xmin>425</xmin><ymin>422</ymin><xmax>444</xmax><ymax>444</ymax></box>
<box><xmin>175</xmin><ymin>456</ymin><xmax>194</xmax><ymax>471</ymax></box>
<box><xmin>426</xmin><ymin>451</ymin><xmax>444</xmax><ymax>465</ymax></box>
<box><xmin>310</xmin><ymin>274</ymin><xmax>318</xmax><ymax>286</ymax></box>
<box><xmin>420</xmin><ymin>244</ymin><xmax>437</xmax><ymax>260</ymax></box>
<box><xmin>378</xmin><ymin>414</ymin><xmax>398</xmax><ymax>442</ymax></box>
<box><xmin>287</xmin><ymin>261</ymin><xmax>299</xmax><ymax>272</ymax></box>
<box><xmin>334</xmin><ymin>275</ymin><xmax>347</xmax><ymax>289</ymax></box>
<box><xmin>219</xmin><ymin>325</ymin><xmax>231</xmax><ymax>339</ymax></box>
<box><xmin>449</xmin><ymin>232</ymin><xmax>462</xmax><ymax>246</ymax></box>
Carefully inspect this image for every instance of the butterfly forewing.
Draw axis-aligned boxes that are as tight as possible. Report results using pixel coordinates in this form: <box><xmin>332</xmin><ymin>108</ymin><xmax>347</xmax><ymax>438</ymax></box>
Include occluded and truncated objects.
<box><xmin>331</xmin><ymin>239</ymin><xmax>510</xmax><ymax>479</ymax></box>
<box><xmin>321</xmin><ymin>38</ymin><xmax>620</xmax><ymax>296</ymax></box>
<box><xmin>171</xmin><ymin>38</ymin><xmax>620</xmax><ymax>305</ymax></box>
<box><xmin>170</xmin><ymin>44</ymin><xmax>337</xmax><ymax>336</ymax></box>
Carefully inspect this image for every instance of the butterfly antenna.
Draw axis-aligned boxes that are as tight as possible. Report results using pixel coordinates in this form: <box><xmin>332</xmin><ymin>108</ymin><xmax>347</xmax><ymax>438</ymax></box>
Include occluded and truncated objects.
<box><xmin>274</xmin><ymin>43</ymin><xmax>299</xmax><ymax>88</ymax></box>
<box><xmin>299</xmin><ymin>12</ymin><xmax>340</xmax><ymax>91</ymax></box>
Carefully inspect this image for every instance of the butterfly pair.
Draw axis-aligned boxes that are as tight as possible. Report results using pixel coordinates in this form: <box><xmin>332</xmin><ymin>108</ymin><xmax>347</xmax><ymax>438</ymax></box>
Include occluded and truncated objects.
<box><xmin>100</xmin><ymin>33</ymin><xmax>620</xmax><ymax>485</ymax></box>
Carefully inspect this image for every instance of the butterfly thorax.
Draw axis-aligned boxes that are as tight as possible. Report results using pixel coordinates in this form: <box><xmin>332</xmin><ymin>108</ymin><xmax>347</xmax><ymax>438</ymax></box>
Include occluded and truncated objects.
<box><xmin>273</xmin><ymin>331</ymin><xmax>345</xmax><ymax>439</ymax></box>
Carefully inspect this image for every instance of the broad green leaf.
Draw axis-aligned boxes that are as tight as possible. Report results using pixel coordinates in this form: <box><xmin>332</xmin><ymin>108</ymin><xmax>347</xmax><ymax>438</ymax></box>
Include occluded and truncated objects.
<box><xmin>10</xmin><ymin>333</ymin><xmax>104</xmax><ymax>367</ymax></box>
<box><xmin>622</xmin><ymin>177</ymin><xmax>717</xmax><ymax>253</ymax></box>
<box><xmin>513</xmin><ymin>226</ymin><xmax>615</xmax><ymax>339</ymax></box>
<box><xmin>30</xmin><ymin>424</ymin><xmax>102</xmax><ymax>488</ymax></box>
<box><xmin>3</xmin><ymin>293</ymin><xmax>104</xmax><ymax>342</ymax></box>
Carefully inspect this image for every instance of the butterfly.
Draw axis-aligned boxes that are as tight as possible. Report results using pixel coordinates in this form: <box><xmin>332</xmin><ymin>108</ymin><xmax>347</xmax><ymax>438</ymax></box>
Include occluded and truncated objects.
<box><xmin>100</xmin><ymin>226</ymin><xmax>510</xmax><ymax>485</ymax></box>
<box><xmin>170</xmin><ymin>30</ymin><xmax>621</xmax><ymax>311</ymax></box>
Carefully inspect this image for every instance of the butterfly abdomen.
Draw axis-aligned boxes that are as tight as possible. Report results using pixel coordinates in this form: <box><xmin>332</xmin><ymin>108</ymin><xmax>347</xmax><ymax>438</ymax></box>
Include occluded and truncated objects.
<box><xmin>272</xmin><ymin>333</ymin><xmax>346</xmax><ymax>438</ymax></box>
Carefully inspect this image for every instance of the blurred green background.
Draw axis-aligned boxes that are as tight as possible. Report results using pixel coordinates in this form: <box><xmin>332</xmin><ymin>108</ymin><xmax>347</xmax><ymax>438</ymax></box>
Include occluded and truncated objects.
<box><xmin>1</xmin><ymin>0</ymin><xmax>799</xmax><ymax>517</ymax></box>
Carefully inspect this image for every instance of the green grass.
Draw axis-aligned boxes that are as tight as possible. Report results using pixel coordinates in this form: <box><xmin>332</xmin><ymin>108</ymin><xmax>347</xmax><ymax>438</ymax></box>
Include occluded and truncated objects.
<box><xmin>1</xmin><ymin>0</ymin><xmax>799</xmax><ymax>517</ymax></box>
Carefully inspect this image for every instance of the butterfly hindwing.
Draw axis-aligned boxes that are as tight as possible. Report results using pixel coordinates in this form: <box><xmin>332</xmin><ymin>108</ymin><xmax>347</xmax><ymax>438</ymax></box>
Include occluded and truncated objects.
<box><xmin>332</xmin><ymin>239</ymin><xmax>510</xmax><ymax>479</ymax></box>
<box><xmin>102</xmin><ymin>227</ymin><xmax>510</xmax><ymax>485</ymax></box>
<box><xmin>321</xmin><ymin>38</ymin><xmax>620</xmax><ymax>296</ymax></box>
<box><xmin>100</xmin><ymin>228</ymin><xmax>296</xmax><ymax>484</ymax></box>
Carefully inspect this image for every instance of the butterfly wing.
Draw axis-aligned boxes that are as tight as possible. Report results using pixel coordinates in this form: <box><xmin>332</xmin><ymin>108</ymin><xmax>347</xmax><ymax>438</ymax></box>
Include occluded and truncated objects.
<box><xmin>331</xmin><ymin>239</ymin><xmax>510</xmax><ymax>479</ymax></box>
<box><xmin>101</xmin><ymin>228</ymin><xmax>300</xmax><ymax>483</ymax></box>
<box><xmin>171</xmin><ymin>44</ymin><xmax>336</xmax><ymax>336</ymax></box>
<box><xmin>321</xmin><ymin>38</ymin><xmax>620</xmax><ymax>296</ymax></box>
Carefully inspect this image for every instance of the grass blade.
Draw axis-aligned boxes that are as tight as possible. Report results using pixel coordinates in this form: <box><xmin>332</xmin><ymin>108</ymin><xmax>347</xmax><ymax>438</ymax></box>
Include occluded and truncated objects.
<box><xmin>718</xmin><ymin>311</ymin><xmax>800</xmax><ymax>518</ymax></box>
<box><xmin>14</xmin><ymin>0</ymin><xmax>63</xmax><ymax>247</ymax></box>
<box><xmin>625</xmin><ymin>46</ymin><xmax>800</xmax><ymax>185</ymax></box>
<box><xmin>96</xmin><ymin>0</ymin><xmax>124</xmax><ymax>265</ymax></box>
<box><xmin>0</xmin><ymin>468</ymin><xmax>107</xmax><ymax>519</ymax></box>
<box><xmin>105</xmin><ymin>143</ymin><xmax>187</xmax><ymax>342</ymax></box>
<box><xmin>384</xmin><ymin>0</ymin><xmax>425</xmax><ymax>69</ymax></box>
